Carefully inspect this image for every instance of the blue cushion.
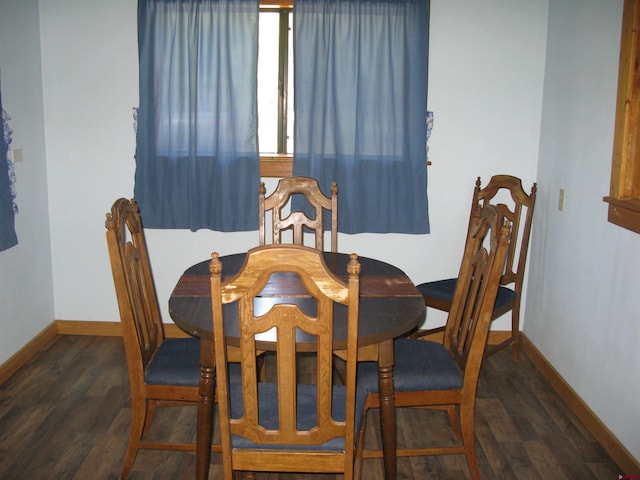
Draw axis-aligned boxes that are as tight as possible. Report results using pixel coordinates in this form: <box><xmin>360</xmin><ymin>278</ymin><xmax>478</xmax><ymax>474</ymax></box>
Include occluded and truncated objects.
<box><xmin>227</xmin><ymin>381</ymin><xmax>368</xmax><ymax>451</ymax></box>
<box><xmin>418</xmin><ymin>279</ymin><xmax>516</xmax><ymax>311</ymax></box>
<box><xmin>145</xmin><ymin>337</ymin><xmax>201</xmax><ymax>386</ymax></box>
<box><xmin>145</xmin><ymin>337</ymin><xmax>242</xmax><ymax>386</ymax></box>
<box><xmin>357</xmin><ymin>338</ymin><xmax>463</xmax><ymax>394</ymax></box>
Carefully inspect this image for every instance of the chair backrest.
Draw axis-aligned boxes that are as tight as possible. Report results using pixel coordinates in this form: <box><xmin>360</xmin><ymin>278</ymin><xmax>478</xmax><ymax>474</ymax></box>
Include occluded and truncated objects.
<box><xmin>445</xmin><ymin>204</ymin><xmax>511</xmax><ymax>381</ymax></box>
<box><xmin>211</xmin><ymin>245</ymin><xmax>361</xmax><ymax>477</ymax></box>
<box><xmin>259</xmin><ymin>176</ymin><xmax>338</xmax><ymax>252</ymax></box>
<box><xmin>471</xmin><ymin>175</ymin><xmax>537</xmax><ymax>291</ymax></box>
<box><xmin>105</xmin><ymin>198</ymin><xmax>164</xmax><ymax>390</ymax></box>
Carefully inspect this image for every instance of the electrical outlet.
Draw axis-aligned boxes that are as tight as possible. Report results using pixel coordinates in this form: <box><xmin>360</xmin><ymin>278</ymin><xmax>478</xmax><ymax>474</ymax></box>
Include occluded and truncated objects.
<box><xmin>8</xmin><ymin>148</ymin><xmax>23</xmax><ymax>163</ymax></box>
<box><xmin>558</xmin><ymin>188</ymin><xmax>565</xmax><ymax>211</ymax></box>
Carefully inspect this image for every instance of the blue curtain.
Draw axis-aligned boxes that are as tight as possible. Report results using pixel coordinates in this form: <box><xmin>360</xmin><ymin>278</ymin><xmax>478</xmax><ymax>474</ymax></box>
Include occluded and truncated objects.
<box><xmin>0</xmin><ymin>78</ymin><xmax>18</xmax><ymax>251</ymax></box>
<box><xmin>293</xmin><ymin>0</ymin><xmax>430</xmax><ymax>234</ymax></box>
<box><xmin>135</xmin><ymin>0</ymin><xmax>260</xmax><ymax>231</ymax></box>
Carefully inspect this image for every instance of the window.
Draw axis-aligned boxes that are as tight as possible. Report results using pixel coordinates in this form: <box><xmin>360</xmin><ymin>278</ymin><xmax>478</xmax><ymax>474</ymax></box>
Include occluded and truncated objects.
<box><xmin>135</xmin><ymin>0</ymin><xmax>430</xmax><ymax>233</ymax></box>
<box><xmin>604</xmin><ymin>0</ymin><xmax>640</xmax><ymax>233</ymax></box>
<box><xmin>259</xmin><ymin>0</ymin><xmax>294</xmax><ymax>177</ymax></box>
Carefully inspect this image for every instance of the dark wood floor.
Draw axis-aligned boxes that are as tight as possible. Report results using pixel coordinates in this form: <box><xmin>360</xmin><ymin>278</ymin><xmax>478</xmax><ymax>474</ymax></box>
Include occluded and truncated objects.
<box><xmin>0</xmin><ymin>334</ymin><xmax>622</xmax><ymax>479</ymax></box>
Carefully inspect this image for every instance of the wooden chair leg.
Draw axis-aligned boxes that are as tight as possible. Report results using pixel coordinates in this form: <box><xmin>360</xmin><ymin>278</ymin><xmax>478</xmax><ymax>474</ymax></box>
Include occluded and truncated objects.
<box><xmin>256</xmin><ymin>354</ymin><xmax>266</xmax><ymax>381</ymax></box>
<box><xmin>511</xmin><ymin>309</ymin><xmax>521</xmax><ymax>362</ymax></box>
<box><xmin>408</xmin><ymin>324</ymin><xmax>445</xmax><ymax>340</ymax></box>
<box><xmin>459</xmin><ymin>405</ymin><xmax>480</xmax><ymax>480</ymax></box>
<box><xmin>120</xmin><ymin>399</ymin><xmax>146</xmax><ymax>479</ymax></box>
<box><xmin>354</xmin><ymin>409</ymin><xmax>368</xmax><ymax>480</ymax></box>
<box><xmin>142</xmin><ymin>399</ymin><xmax>159</xmax><ymax>435</ymax></box>
<box><xmin>447</xmin><ymin>404</ymin><xmax>462</xmax><ymax>441</ymax></box>
<box><xmin>332</xmin><ymin>355</ymin><xmax>346</xmax><ymax>385</ymax></box>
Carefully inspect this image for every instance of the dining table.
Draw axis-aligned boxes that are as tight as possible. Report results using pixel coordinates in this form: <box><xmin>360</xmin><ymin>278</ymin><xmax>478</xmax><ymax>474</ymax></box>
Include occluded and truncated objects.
<box><xmin>168</xmin><ymin>251</ymin><xmax>426</xmax><ymax>480</ymax></box>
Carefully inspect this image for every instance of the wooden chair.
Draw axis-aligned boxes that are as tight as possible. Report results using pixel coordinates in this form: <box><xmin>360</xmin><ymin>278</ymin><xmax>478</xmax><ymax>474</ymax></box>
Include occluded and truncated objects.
<box><xmin>259</xmin><ymin>176</ymin><xmax>338</xmax><ymax>252</ymax></box>
<box><xmin>105</xmin><ymin>198</ymin><xmax>203</xmax><ymax>479</ymax></box>
<box><xmin>210</xmin><ymin>245</ymin><xmax>366</xmax><ymax>479</ymax></box>
<box><xmin>413</xmin><ymin>175</ymin><xmax>537</xmax><ymax>361</ymax></box>
<box><xmin>357</xmin><ymin>204</ymin><xmax>511</xmax><ymax>480</ymax></box>
<box><xmin>258</xmin><ymin>177</ymin><xmax>340</xmax><ymax>382</ymax></box>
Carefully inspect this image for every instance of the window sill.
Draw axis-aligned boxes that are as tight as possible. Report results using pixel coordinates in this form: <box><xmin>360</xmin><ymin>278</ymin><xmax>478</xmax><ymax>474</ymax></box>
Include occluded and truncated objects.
<box><xmin>260</xmin><ymin>154</ymin><xmax>293</xmax><ymax>177</ymax></box>
<box><xmin>603</xmin><ymin>196</ymin><xmax>640</xmax><ymax>233</ymax></box>
<box><xmin>259</xmin><ymin>156</ymin><xmax>432</xmax><ymax>178</ymax></box>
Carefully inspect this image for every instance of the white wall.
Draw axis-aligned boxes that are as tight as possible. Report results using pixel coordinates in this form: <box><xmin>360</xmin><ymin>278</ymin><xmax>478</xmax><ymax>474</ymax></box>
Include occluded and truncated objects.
<box><xmin>38</xmin><ymin>0</ymin><xmax>140</xmax><ymax>322</ymax></box>
<box><xmin>528</xmin><ymin>0</ymin><xmax>640</xmax><ymax>461</ymax></box>
<box><xmin>0</xmin><ymin>0</ymin><xmax>54</xmax><ymax>365</ymax></box>
<box><xmin>34</xmin><ymin>0</ymin><xmax>546</xmax><ymax>332</ymax></box>
<box><xmin>412</xmin><ymin>0</ymin><xmax>547</xmax><ymax>327</ymax></box>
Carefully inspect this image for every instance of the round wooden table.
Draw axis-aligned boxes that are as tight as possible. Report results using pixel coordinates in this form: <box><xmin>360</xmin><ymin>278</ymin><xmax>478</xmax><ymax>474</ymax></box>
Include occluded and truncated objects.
<box><xmin>169</xmin><ymin>252</ymin><xmax>425</xmax><ymax>480</ymax></box>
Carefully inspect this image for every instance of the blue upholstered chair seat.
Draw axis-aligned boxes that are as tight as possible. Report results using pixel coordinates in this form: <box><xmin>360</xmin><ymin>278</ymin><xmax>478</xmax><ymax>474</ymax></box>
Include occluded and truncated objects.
<box><xmin>145</xmin><ymin>337</ymin><xmax>242</xmax><ymax>386</ymax></box>
<box><xmin>145</xmin><ymin>337</ymin><xmax>201</xmax><ymax>386</ymax></box>
<box><xmin>417</xmin><ymin>278</ymin><xmax>516</xmax><ymax>310</ymax></box>
<box><xmin>228</xmin><ymin>381</ymin><xmax>369</xmax><ymax>451</ymax></box>
<box><xmin>357</xmin><ymin>338</ymin><xmax>463</xmax><ymax>394</ymax></box>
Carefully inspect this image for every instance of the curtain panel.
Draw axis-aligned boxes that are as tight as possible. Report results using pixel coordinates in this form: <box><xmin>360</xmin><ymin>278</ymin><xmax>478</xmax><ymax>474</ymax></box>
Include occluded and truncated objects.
<box><xmin>135</xmin><ymin>0</ymin><xmax>260</xmax><ymax>231</ymax></box>
<box><xmin>0</xmin><ymin>77</ymin><xmax>18</xmax><ymax>251</ymax></box>
<box><xmin>293</xmin><ymin>0</ymin><xmax>430</xmax><ymax>234</ymax></box>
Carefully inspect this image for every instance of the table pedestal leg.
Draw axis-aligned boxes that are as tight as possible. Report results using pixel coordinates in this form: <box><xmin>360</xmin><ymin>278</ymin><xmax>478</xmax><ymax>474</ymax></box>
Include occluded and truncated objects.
<box><xmin>378</xmin><ymin>340</ymin><xmax>396</xmax><ymax>480</ymax></box>
<box><xmin>197</xmin><ymin>340</ymin><xmax>215</xmax><ymax>480</ymax></box>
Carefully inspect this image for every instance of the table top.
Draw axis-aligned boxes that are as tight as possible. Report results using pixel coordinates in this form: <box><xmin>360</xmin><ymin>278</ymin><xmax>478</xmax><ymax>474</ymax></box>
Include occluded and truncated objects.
<box><xmin>169</xmin><ymin>252</ymin><xmax>425</xmax><ymax>350</ymax></box>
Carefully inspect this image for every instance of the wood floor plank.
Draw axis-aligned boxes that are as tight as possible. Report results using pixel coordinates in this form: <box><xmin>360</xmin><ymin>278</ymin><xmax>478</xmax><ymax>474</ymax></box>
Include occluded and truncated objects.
<box><xmin>473</xmin><ymin>415</ymin><xmax>516</xmax><ymax>478</ymax></box>
<box><xmin>524</xmin><ymin>440</ymin><xmax>571</xmax><ymax>480</ymax></box>
<box><xmin>0</xmin><ymin>335</ymin><xmax>625</xmax><ymax>479</ymax></box>
<box><xmin>477</xmin><ymin>397</ymin><xmax>520</xmax><ymax>442</ymax></box>
<box><xmin>496</xmin><ymin>440</ymin><xmax>542</xmax><ymax>480</ymax></box>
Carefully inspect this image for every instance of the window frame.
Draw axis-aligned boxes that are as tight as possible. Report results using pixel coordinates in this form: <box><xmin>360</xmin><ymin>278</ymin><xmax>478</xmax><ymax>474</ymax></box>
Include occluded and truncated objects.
<box><xmin>604</xmin><ymin>0</ymin><xmax>640</xmax><ymax>233</ymax></box>
<box><xmin>260</xmin><ymin>0</ymin><xmax>294</xmax><ymax>177</ymax></box>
